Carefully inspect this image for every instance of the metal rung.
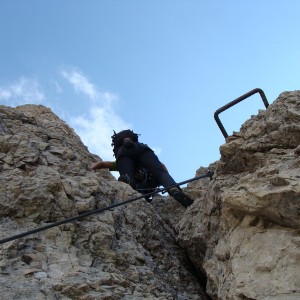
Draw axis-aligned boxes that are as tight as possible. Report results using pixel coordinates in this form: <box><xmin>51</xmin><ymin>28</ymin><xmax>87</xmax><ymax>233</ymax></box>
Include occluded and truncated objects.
<box><xmin>214</xmin><ymin>88</ymin><xmax>269</xmax><ymax>138</ymax></box>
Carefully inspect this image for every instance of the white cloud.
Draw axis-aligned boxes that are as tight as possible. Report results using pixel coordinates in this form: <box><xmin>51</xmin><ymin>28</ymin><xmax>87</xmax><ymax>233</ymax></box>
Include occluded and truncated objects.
<box><xmin>0</xmin><ymin>77</ymin><xmax>45</xmax><ymax>106</ymax></box>
<box><xmin>61</xmin><ymin>68</ymin><xmax>131</xmax><ymax>160</ymax></box>
<box><xmin>71</xmin><ymin>104</ymin><xmax>131</xmax><ymax>161</ymax></box>
<box><xmin>61</xmin><ymin>69</ymin><xmax>100</xmax><ymax>102</ymax></box>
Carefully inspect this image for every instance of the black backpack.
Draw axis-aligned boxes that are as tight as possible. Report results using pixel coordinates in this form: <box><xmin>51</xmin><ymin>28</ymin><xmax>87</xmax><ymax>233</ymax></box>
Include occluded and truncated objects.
<box><xmin>111</xmin><ymin>129</ymin><xmax>140</xmax><ymax>156</ymax></box>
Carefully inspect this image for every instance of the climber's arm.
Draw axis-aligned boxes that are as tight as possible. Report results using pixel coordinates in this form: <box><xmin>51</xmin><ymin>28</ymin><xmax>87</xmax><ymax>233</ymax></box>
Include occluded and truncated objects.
<box><xmin>91</xmin><ymin>161</ymin><xmax>117</xmax><ymax>171</ymax></box>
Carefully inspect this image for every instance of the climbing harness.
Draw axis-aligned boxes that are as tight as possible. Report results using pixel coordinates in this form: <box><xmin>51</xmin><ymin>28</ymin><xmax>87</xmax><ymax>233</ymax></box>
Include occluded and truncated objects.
<box><xmin>134</xmin><ymin>168</ymin><xmax>160</xmax><ymax>202</ymax></box>
<box><xmin>0</xmin><ymin>170</ymin><xmax>214</xmax><ymax>245</ymax></box>
<box><xmin>214</xmin><ymin>88</ymin><xmax>269</xmax><ymax>138</ymax></box>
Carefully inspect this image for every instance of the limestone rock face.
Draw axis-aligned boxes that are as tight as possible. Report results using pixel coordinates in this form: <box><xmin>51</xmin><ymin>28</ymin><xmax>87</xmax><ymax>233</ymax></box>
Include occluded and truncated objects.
<box><xmin>1</xmin><ymin>90</ymin><xmax>300</xmax><ymax>300</ymax></box>
<box><xmin>0</xmin><ymin>105</ymin><xmax>206</xmax><ymax>299</ymax></box>
<box><xmin>176</xmin><ymin>91</ymin><xmax>300</xmax><ymax>299</ymax></box>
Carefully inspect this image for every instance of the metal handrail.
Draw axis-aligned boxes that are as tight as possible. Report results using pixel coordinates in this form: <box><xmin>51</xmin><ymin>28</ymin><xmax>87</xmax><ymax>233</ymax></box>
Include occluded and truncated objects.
<box><xmin>214</xmin><ymin>88</ymin><xmax>269</xmax><ymax>138</ymax></box>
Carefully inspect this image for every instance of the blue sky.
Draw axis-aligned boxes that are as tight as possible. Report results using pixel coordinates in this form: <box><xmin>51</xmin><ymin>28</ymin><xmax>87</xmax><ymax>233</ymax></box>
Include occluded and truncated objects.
<box><xmin>1</xmin><ymin>1</ymin><xmax>300</xmax><ymax>182</ymax></box>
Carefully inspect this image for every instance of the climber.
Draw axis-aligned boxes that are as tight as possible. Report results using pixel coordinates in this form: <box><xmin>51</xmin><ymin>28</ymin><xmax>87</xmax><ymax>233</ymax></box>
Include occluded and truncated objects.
<box><xmin>91</xmin><ymin>160</ymin><xmax>161</xmax><ymax>202</ymax></box>
<box><xmin>91</xmin><ymin>129</ymin><xmax>194</xmax><ymax>208</ymax></box>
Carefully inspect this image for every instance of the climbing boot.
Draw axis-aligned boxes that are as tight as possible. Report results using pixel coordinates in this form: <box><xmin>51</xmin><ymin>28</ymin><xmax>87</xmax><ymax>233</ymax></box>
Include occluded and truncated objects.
<box><xmin>169</xmin><ymin>187</ymin><xmax>194</xmax><ymax>208</ymax></box>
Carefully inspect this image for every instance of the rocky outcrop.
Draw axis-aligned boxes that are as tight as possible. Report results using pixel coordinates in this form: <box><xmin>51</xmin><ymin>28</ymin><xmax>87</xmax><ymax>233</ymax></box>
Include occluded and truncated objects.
<box><xmin>0</xmin><ymin>90</ymin><xmax>299</xmax><ymax>300</ymax></box>
<box><xmin>176</xmin><ymin>91</ymin><xmax>300</xmax><ymax>299</ymax></box>
<box><xmin>0</xmin><ymin>105</ymin><xmax>206</xmax><ymax>299</ymax></box>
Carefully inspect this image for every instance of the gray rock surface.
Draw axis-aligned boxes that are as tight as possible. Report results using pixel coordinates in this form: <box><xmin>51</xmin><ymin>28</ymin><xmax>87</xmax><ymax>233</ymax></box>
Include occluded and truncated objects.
<box><xmin>1</xmin><ymin>90</ymin><xmax>300</xmax><ymax>299</ymax></box>
<box><xmin>175</xmin><ymin>91</ymin><xmax>300</xmax><ymax>299</ymax></box>
<box><xmin>0</xmin><ymin>105</ymin><xmax>206</xmax><ymax>299</ymax></box>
